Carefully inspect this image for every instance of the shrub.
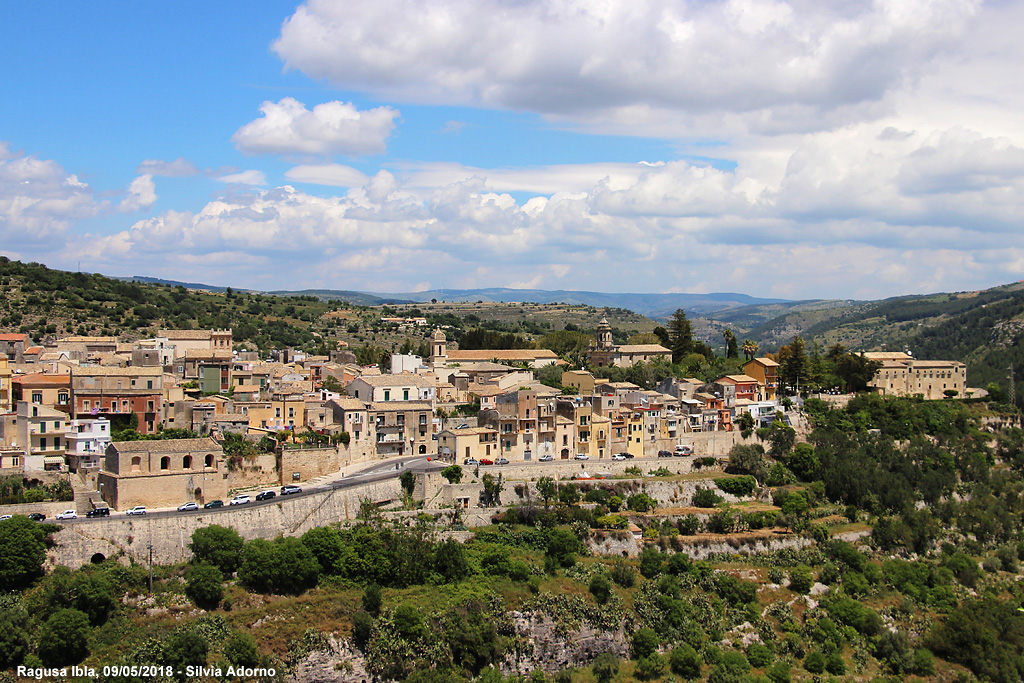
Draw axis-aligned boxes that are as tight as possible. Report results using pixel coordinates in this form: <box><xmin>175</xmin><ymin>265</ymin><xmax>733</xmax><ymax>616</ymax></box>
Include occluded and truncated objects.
<box><xmin>185</xmin><ymin>563</ymin><xmax>224</xmax><ymax>610</ymax></box>
<box><xmin>803</xmin><ymin>650</ymin><xmax>825</xmax><ymax>674</ymax></box>
<box><xmin>714</xmin><ymin>476</ymin><xmax>757</xmax><ymax>497</ymax></box>
<box><xmin>610</xmin><ymin>561</ymin><xmax>636</xmax><ymax>588</ymax></box>
<box><xmin>765</xmin><ymin>660</ymin><xmax>791</xmax><ymax>683</ymax></box>
<box><xmin>222</xmin><ymin>631</ymin><xmax>260</xmax><ymax>668</ymax></box>
<box><xmin>638</xmin><ymin>548</ymin><xmax>663</xmax><ymax>579</ymax></box>
<box><xmin>788</xmin><ymin>565</ymin><xmax>813</xmax><ymax>594</ymax></box>
<box><xmin>746</xmin><ymin>643</ymin><xmax>772</xmax><ymax>668</ymax></box>
<box><xmin>631</xmin><ymin>628</ymin><xmax>660</xmax><ymax>659</ymax></box>
<box><xmin>678</xmin><ymin>514</ymin><xmax>700</xmax><ymax>535</ymax></box>
<box><xmin>627</xmin><ymin>493</ymin><xmax>658</xmax><ymax>512</ymax></box>
<box><xmin>669</xmin><ymin>644</ymin><xmax>701</xmax><ymax>679</ymax></box>
<box><xmin>589</xmin><ymin>574</ymin><xmax>612</xmax><ymax>604</ymax></box>
<box><xmin>352</xmin><ymin>611</ymin><xmax>373</xmax><ymax>650</ymax></box>
<box><xmin>708</xmin><ymin>650</ymin><xmax>751</xmax><ymax>683</ymax></box>
<box><xmin>37</xmin><ymin>609</ymin><xmax>90</xmax><ymax>666</ymax></box>
<box><xmin>634</xmin><ymin>654</ymin><xmax>667</xmax><ymax>681</ymax></box>
<box><xmin>692</xmin><ymin>488</ymin><xmax>722</xmax><ymax>508</ymax></box>
<box><xmin>363</xmin><ymin>583</ymin><xmax>382</xmax><ymax>615</ymax></box>
<box><xmin>592</xmin><ymin>652</ymin><xmax>619</xmax><ymax>683</ymax></box>
<box><xmin>189</xmin><ymin>525</ymin><xmax>244</xmax><ymax>574</ymax></box>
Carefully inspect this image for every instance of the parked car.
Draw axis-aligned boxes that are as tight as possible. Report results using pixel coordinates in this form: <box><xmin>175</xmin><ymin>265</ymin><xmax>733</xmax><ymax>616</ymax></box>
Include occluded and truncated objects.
<box><xmin>674</xmin><ymin>445</ymin><xmax>694</xmax><ymax>456</ymax></box>
<box><xmin>280</xmin><ymin>485</ymin><xmax>302</xmax><ymax>495</ymax></box>
<box><xmin>464</xmin><ymin>457</ymin><xmax>479</xmax><ymax>465</ymax></box>
<box><xmin>126</xmin><ymin>506</ymin><xmax>147</xmax><ymax>516</ymax></box>
<box><xmin>0</xmin><ymin>515</ymin><xmax>11</xmax><ymax>521</ymax></box>
<box><xmin>177</xmin><ymin>502</ymin><xmax>199</xmax><ymax>512</ymax></box>
<box><xmin>86</xmin><ymin>507</ymin><xmax>110</xmax><ymax>518</ymax></box>
<box><xmin>574</xmin><ymin>453</ymin><xmax>590</xmax><ymax>460</ymax></box>
<box><xmin>255</xmin><ymin>490</ymin><xmax>276</xmax><ymax>501</ymax></box>
<box><xmin>203</xmin><ymin>500</ymin><xmax>224</xmax><ymax>509</ymax></box>
<box><xmin>56</xmin><ymin>510</ymin><xmax>78</xmax><ymax>520</ymax></box>
<box><xmin>538</xmin><ymin>454</ymin><xmax>553</xmax><ymax>462</ymax></box>
<box><xmin>479</xmin><ymin>458</ymin><xmax>494</xmax><ymax>465</ymax></box>
<box><xmin>658</xmin><ymin>450</ymin><xmax>673</xmax><ymax>458</ymax></box>
<box><xmin>496</xmin><ymin>457</ymin><xmax>510</xmax><ymax>465</ymax></box>
<box><xmin>455</xmin><ymin>423</ymin><xmax>469</xmax><ymax>429</ymax></box>
<box><xmin>612</xmin><ymin>453</ymin><xmax>627</xmax><ymax>461</ymax></box>
<box><xmin>229</xmin><ymin>495</ymin><xmax>251</xmax><ymax>506</ymax></box>
<box><xmin>28</xmin><ymin>512</ymin><xmax>46</xmax><ymax>521</ymax></box>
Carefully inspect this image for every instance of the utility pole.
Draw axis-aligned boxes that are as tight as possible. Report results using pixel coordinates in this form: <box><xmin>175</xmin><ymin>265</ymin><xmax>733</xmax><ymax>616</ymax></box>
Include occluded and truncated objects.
<box><xmin>148</xmin><ymin>544</ymin><xmax>153</xmax><ymax>594</ymax></box>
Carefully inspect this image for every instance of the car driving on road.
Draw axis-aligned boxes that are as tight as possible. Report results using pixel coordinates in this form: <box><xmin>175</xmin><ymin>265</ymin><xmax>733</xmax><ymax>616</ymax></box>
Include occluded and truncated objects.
<box><xmin>280</xmin><ymin>485</ymin><xmax>302</xmax><ymax>495</ymax></box>
<box><xmin>203</xmin><ymin>500</ymin><xmax>224</xmax><ymax>509</ymax></box>
<box><xmin>56</xmin><ymin>510</ymin><xmax>78</xmax><ymax>520</ymax></box>
<box><xmin>177</xmin><ymin>502</ymin><xmax>199</xmax><ymax>512</ymax></box>
<box><xmin>538</xmin><ymin>454</ymin><xmax>553</xmax><ymax>461</ymax></box>
<box><xmin>229</xmin><ymin>495</ymin><xmax>250</xmax><ymax>506</ymax></box>
<box><xmin>256</xmin><ymin>490</ymin><xmax>276</xmax><ymax>501</ymax></box>
<box><xmin>126</xmin><ymin>506</ymin><xmax>147</xmax><ymax>516</ymax></box>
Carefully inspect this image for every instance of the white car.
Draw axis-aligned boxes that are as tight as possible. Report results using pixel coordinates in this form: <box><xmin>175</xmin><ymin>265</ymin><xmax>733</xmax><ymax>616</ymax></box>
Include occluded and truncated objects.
<box><xmin>177</xmin><ymin>502</ymin><xmax>199</xmax><ymax>512</ymax></box>
<box><xmin>56</xmin><ymin>509</ymin><xmax>78</xmax><ymax>520</ymax></box>
<box><xmin>574</xmin><ymin>453</ymin><xmax>590</xmax><ymax>460</ymax></box>
<box><xmin>126</xmin><ymin>506</ymin><xmax>147</xmax><ymax>516</ymax></box>
<box><xmin>538</xmin><ymin>454</ymin><xmax>554</xmax><ymax>462</ymax></box>
<box><xmin>229</xmin><ymin>495</ymin><xmax>251</xmax><ymax>506</ymax></box>
<box><xmin>0</xmin><ymin>515</ymin><xmax>12</xmax><ymax>521</ymax></box>
<box><xmin>612</xmin><ymin>454</ymin><xmax>627</xmax><ymax>461</ymax></box>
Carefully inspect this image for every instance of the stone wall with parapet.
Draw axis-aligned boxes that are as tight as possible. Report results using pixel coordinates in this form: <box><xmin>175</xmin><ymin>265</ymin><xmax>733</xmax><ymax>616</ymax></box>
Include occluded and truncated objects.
<box><xmin>48</xmin><ymin>477</ymin><xmax>403</xmax><ymax>570</ymax></box>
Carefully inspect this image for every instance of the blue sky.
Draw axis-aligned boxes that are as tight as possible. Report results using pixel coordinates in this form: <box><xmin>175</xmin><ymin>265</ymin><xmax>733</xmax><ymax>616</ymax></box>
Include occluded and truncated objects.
<box><xmin>3</xmin><ymin>0</ymin><xmax>1024</xmax><ymax>300</ymax></box>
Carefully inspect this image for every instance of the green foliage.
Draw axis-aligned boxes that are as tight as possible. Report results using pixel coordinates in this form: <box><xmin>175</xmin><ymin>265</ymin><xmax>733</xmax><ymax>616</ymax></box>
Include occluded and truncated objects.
<box><xmin>638</xmin><ymin>548</ymin><xmax>663</xmax><ymax>579</ymax></box>
<box><xmin>927</xmin><ymin>596</ymin><xmax>1024</xmax><ymax>683</ymax></box>
<box><xmin>0</xmin><ymin>515</ymin><xmax>50</xmax><ymax>591</ymax></box>
<box><xmin>726</xmin><ymin>444</ymin><xmax>769</xmax><ymax>483</ymax></box>
<box><xmin>803</xmin><ymin>650</ymin><xmax>825</xmax><ymax>674</ymax></box>
<box><xmin>189</xmin><ymin>525</ymin><xmax>244</xmax><ymax>574</ymax></box>
<box><xmin>400</xmin><ymin>470</ymin><xmax>416</xmax><ymax>497</ymax></box>
<box><xmin>434</xmin><ymin>539</ymin><xmax>471</xmax><ymax>583</ymax></box>
<box><xmin>788</xmin><ymin>565</ymin><xmax>813</xmax><ymax>594</ymax></box>
<box><xmin>362</xmin><ymin>583</ymin><xmax>383</xmax><ymax>615</ymax></box>
<box><xmin>589</xmin><ymin>574</ymin><xmax>612</xmax><ymax>604</ymax></box>
<box><xmin>610</xmin><ymin>560</ymin><xmax>636</xmax><ymax>588</ymax></box>
<box><xmin>38</xmin><ymin>608</ymin><xmax>90</xmax><ymax>666</ymax></box>
<box><xmin>239</xmin><ymin>537</ymin><xmax>321</xmax><ymax>594</ymax></box>
<box><xmin>714</xmin><ymin>476</ymin><xmax>756</xmax><ymax>497</ymax></box>
<box><xmin>592</xmin><ymin>652</ymin><xmax>620</xmax><ymax>683</ymax></box>
<box><xmin>669</xmin><ymin>644</ymin><xmax>702</xmax><ymax>679</ymax></box>
<box><xmin>627</xmin><ymin>492</ymin><xmax>657</xmax><ymax>512</ymax></box>
<box><xmin>634</xmin><ymin>653</ymin><xmax>667</xmax><ymax>680</ymax></box>
<box><xmin>692</xmin><ymin>488</ymin><xmax>722</xmax><ymax>508</ymax></box>
<box><xmin>746</xmin><ymin>643</ymin><xmax>771</xmax><ymax>668</ymax></box>
<box><xmin>352</xmin><ymin>610</ymin><xmax>373</xmax><ymax>650</ymax></box>
<box><xmin>631</xmin><ymin>627</ymin><xmax>660</xmax><ymax>659</ymax></box>
<box><xmin>442</xmin><ymin>465</ymin><xmax>464</xmax><ymax>484</ymax></box>
<box><xmin>545</xmin><ymin>528</ymin><xmax>583</xmax><ymax>569</ymax></box>
<box><xmin>222</xmin><ymin>631</ymin><xmax>261</xmax><ymax>669</ymax></box>
<box><xmin>162</xmin><ymin>629</ymin><xmax>209</xmax><ymax>672</ymax></box>
<box><xmin>707</xmin><ymin>650</ymin><xmax>751</xmax><ymax>683</ymax></box>
<box><xmin>0</xmin><ymin>605</ymin><xmax>29</xmax><ymax>668</ymax></box>
<box><xmin>185</xmin><ymin>563</ymin><xmax>224</xmax><ymax>610</ymax></box>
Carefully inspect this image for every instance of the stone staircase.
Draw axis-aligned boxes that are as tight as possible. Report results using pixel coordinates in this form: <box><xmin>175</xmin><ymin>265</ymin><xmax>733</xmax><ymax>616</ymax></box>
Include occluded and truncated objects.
<box><xmin>74</xmin><ymin>487</ymin><xmax>104</xmax><ymax>513</ymax></box>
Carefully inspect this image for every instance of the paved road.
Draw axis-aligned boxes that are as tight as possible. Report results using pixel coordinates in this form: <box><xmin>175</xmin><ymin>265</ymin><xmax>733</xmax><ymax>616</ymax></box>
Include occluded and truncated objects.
<box><xmin>47</xmin><ymin>453</ymin><xmax>684</xmax><ymax>524</ymax></box>
<box><xmin>53</xmin><ymin>455</ymin><xmax>441</xmax><ymax>525</ymax></box>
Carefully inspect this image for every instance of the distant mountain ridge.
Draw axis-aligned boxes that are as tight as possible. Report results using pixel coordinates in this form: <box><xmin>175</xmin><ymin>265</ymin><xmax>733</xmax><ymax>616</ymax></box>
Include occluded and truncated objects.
<box><xmin>125</xmin><ymin>277</ymin><xmax>792</xmax><ymax>318</ymax></box>
<box><xmin>275</xmin><ymin>287</ymin><xmax>791</xmax><ymax>319</ymax></box>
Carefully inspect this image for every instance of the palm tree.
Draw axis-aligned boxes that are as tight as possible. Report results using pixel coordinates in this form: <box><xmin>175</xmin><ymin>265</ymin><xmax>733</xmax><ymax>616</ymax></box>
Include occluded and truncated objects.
<box><xmin>741</xmin><ymin>339</ymin><xmax>759</xmax><ymax>361</ymax></box>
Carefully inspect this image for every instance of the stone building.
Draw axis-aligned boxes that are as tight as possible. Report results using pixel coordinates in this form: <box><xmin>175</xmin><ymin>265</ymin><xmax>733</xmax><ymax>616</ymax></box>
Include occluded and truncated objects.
<box><xmin>98</xmin><ymin>437</ymin><xmax>227</xmax><ymax>510</ymax></box>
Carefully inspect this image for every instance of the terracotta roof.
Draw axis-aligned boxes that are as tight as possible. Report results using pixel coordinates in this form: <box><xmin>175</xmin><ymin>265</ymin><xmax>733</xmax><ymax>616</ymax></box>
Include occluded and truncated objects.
<box><xmin>748</xmin><ymin>357</ymin><xmax>780</xmax><ymax>367</ymax></box>
<box><xmin>24</xmin><ymin>346</ymin><xmax>43</xmax><ymax>355</ymax></box>
<box><xmin>73</xmin><ymin>366</ymin><xmax>162</xmax><ymax>377</ymax></box>
<box><xmin>717</xmin><ymin>375</ymin><xmax>759</xmax><ymax>384</ymax></box>
<box><xmin>0</xmin><ymin>333</ymin><xmax>29</xmax><ymax>342</ymax></box>
<box><xmin>111</xmin><ymin>437</ymin><xmax>221</xmax><ymax>453</ymax></box>
<box><xmin>352</xmin><ymin>373</ymin><xmax>435</xmax><ymax>387</ymax></box>
<box><xmin>158</xmin><ymin>329</ymin><xmax>214</xmax><ymax>340</ymax></box>
<box><xmin>184</xmin><ymin>349</ymin><xmax>234</xmax><ymax>360</ymax></box>
<box><xmin>233</xmin><ymin>384</ymin><xmax>261</xmax><ymax>393</ymax></box>
<box><xmin>368</xmin><ymin>401</ymin><xmax>432</xmax><ymax>411</ymax></box>
<box><xmin>862</xmin><ymin>352</ymin><xmax>913</xmax><ymax>360</ymax></box>
<box><xmin>446</xmin><ymin>349</ymin><xmax>558</xmax><ymax>362</ymax></box>
<box><xmin>617</xmin><ymin>344</ymin><xmax>671</xmax><ymax>353</ymax></box>
<box><xmin>58</xmin><ymin>336</ymin><xmax>117</xmax><ymax>344</ymax></box>
<box><xmin>329</xmin><ymin>397</ymin><xmax>368</xmax><ymax>411</ymax></box>
<box><xmin>441</xmin><ymin>427</ymin><xmax>496</xmax><ymax>436</ymax></box>
<box><xmin>12</xmin><ymin>373</ymin><xmax>70</xmax><ymax>385</ymax></box>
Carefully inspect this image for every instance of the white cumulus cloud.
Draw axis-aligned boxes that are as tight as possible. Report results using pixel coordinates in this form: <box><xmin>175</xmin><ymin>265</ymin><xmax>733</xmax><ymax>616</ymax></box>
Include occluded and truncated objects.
<box><xmin>136</xmin><ymin>158</ymin><xmax>199</xmax><ymax>177</ymax></box>
<box><xmin>119</xmin><ymin>174</ymin><xmax>157</xmax><ymax>213</ymax></box>
<box><xmin>232</xmin><ymin>97</ymin><xmax>399</xmax><ymax>157</ymax></box>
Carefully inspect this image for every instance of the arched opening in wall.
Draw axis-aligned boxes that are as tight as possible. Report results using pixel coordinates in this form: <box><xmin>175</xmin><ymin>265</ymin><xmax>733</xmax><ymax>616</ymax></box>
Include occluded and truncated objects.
<box><xmin>560</xmin><ymin>448</ymin><xmax>570</xmax><ymax>459</ymax></box>
<box><xmin>90</xmin><ymin>553</ymin><xmax>106</xmax><ymax>564</ymax></box>
<box><xmin>131</xmin><ymin>456</ymin><xmax>141</xmax><ymax>472</ymax></box>
<box><xmin>418</xmin><ymin>445</ymin><xmax>426</xmax><ymax>454</ymax></box>
<box><xmin>182</xmin><ymin>455</ymin><xmax>192</xmax><ymax>469</ymax></box>
<box><xmin>205</xmin><ymin>454</ymin><xmax>214</xmax><ymax>468</ymax></box>
<box><xmin>160</xmin><ymin>456</ymin><xmax>170</xmax><ymax>470</ymax></box>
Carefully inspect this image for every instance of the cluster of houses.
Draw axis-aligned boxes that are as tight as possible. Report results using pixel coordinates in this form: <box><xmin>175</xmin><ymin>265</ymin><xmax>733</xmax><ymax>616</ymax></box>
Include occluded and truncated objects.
<box><xmin>0</xmin><ymin>321</ymin><xmax>968</xmax><ymax>510</ymax></box>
